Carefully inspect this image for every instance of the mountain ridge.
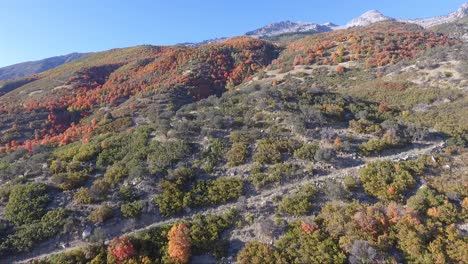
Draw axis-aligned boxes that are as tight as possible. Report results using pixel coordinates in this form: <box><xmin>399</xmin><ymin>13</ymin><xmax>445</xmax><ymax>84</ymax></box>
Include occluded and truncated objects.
<box><xmin>179</xmin><ymin>2</ymin><xmax>468</xmax><ymax>46</ymax></box>
<box><xmin>0</xmin><ymin>52</ymin><xmax>89</xmax><ymax>81</ymax></box>
<box><xmin>405</xmin><ymin>2</ymin><xmax>468</xmax><ymax>27</ymax></box>
<box><xmin>3</xmin><ymin>2</ymin><xmax>468</xmax><ymax>77</ymax></box>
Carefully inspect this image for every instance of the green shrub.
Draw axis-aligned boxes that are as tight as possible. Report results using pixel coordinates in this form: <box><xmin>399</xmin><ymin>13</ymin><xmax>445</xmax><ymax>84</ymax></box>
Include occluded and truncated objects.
<box><xmin>314</xmin><ymin>148</ymin><xmax>335</xmax><ymax>162</ymax></box>
<box><xmin>45</xmin><ymin>249</ymin><xmax>88</xmax><ymax>264</ymax></box>
<box><xmin>119</xmin><ymin>185</ymin><xmax>138</xmax><ymax>202</ymax></box>
<box><xmin>343</xmin><ymin>175</ymin><xmax>359</xmax><ymax>191</ymax></box>
<box><xmin>52</xmin><ymin>143</ymin><xmax>81</xmax><ymax>162</ymax></box>
<box><xmin>190</xmin><ymin>211</ymin><xmax>237</xmax><ymax>257</ymax></box>
<box><xmin>185</xmin><ymin>177</ymin><xmax>244</xmax><ymax>208</ymax></box>
<box><xmin>89</xmin><ymin>205</ymin><xmax>113</xmax><ymax>224</ymax></box>
<box><xmin>104</xmin><ymin>163</ymin><xmax>128</xmax><ymax>185</ymax></box>
<box><xmin>229</xmin><ymin>131</ymin><xmax>252</xmax><ymax>143</ymax></box>
<box><xmin>52</xmin><ymin>170</ymin><xmax>89</xmax><ymax>191</ymax></box>
<box><xmin>96</xmin><ymin>134</ymin><xmax>129</xmax><ymax>168</ymax></box>
<box><xmin>72</xmin><ymin>142</ymin><xmax>101</xmax><ymax>163</ymax></box>
<box><xmin>359</xmin><ymin>138</ymin><xmax>392</xmax><ymax>156</ymax></box>
<box><xmin>407</xmin><ymin>187</ymin><xmax>445</xmax><ymax>213</ymax></box>
<box><xmin>237</xmin><ymin>242</ymin><xmax>281</xmax><ymax>264</ymax></box>
<box><xmin>294</xmin><ymin>143</ymin><xmax>319</xmax><ymax>161</ymax></box>
<box><xmin>349</xmin><ymin>119</ymin><xmax>382</xmax><ymax>134</ymax></box>
<box><xmin>226</xmin><ymin>142</ymin><xmax>249</xmax><ymax>167</ymax></box>
<box><xmin>154</xmin><ymin>181</ymin><xmax>185</xmax><ymax>217</ymax></box>
<box><xmin>167</xmin><ymin>166</ymin><xmax>194</xmax><ymax>187</ymax></box>
<box><xmin>249</xmin><ymin>165</ymin><xmax>269</xmax><ymax>189</ymax></box>
<box><xmin>254</xmin><ymin>138</ymin><xmax>299</xmax><ymax>164</ymax></box>
<box><xmin>278</xmin><ymin>184</ymin><xmax>316</xmax><ymax>216</ymax></box>
<box><xmin>73</xmin><ymin>188</ymin><xmax>93</xmax><ymax>204</ymax></box>
<box><xmin>4</xmin><ymin>183</ymin><xmax>50</xmax><ymax>226</ymax></box>
<box><xmin>276</xmin><ymin>223</ymin><xmax>346</xmax><ymax>263</ymax></box>
<box><xmin>90</xmin><ymin>178</ymin><xmax>111</xmax><ymax>201</ymax></box>
<box><xmin>1</xmin><ymin>209</ymin><xmax>68</xmax><ymax>254</ymax></box>
<box><xmin>359</xmin><ymin>160</ymin><xmax>416</xmax><ymax>200</ymax></box>
<box><xmin>200</xmin><ymin>139</ymin><xmax>225</xmax><ymax>172</ymax></box>
<box><xmin>269</xmin><ymin>163</ymin><xmax>301</xmax><ymax>182</ymax></box>
<box><xmin>121</xmin><ymin>201</ymin><xmax>144</xmax><ymax>218</ymax></box>
<box><xmin>250</xmin><ymin>163</ymin><xmax>300</xmax><ymax>189</ymax></box>
<box><xmin>148</xmin><ymin>140</ymin><xmax>191</xmax><ymax>174</ymax></box>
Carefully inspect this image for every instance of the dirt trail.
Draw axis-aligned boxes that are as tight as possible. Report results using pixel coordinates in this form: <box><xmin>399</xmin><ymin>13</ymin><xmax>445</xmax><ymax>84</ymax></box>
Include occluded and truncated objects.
<box><xmin>8</xmin><ymin>141</ymin><xmax>443</xmax><ymax>264</ymax></box>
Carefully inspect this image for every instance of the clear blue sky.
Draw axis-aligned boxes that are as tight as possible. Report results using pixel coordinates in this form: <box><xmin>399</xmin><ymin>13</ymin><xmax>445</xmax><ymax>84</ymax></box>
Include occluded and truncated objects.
<box><xmin>0</xmin><ymin>0</ymin><xmax>466</xmax><ymax>67</ymax></box>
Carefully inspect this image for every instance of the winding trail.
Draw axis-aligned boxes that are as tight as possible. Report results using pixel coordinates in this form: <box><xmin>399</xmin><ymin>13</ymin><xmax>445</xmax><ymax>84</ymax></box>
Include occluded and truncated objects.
<box><xmin>8</xmin><ymin>141</ymin><xmax>443</xmax><ymax>263</ymax></box>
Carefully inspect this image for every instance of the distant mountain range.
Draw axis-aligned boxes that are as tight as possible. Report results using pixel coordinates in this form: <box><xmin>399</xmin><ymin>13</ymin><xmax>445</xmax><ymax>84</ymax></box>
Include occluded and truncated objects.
<box><xmin>180</xmin><ymin>2</ymin><xmax>468</xmax><ymax>46</ymax></box>
<box><xmin>0</xmin><ymin>53</ymin><xmax>88</xmax><ymax>80</ymax></box>
<box><xmin>2</xmin><ymin>3</ymin><xmax>467</xmax><ymax>80</ymax></box>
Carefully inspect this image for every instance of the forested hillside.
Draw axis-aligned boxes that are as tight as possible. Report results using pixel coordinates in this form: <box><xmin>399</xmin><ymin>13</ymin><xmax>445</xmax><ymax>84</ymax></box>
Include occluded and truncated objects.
<box><xmin>0</xmin><ymin>19</ymin><xmax>466</xmax><ymax>264</ymax></box>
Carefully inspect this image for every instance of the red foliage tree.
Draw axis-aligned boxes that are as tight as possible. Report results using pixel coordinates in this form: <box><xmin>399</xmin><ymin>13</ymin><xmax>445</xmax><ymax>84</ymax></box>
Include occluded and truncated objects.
<box><xmin>336</xmin><ymin>65</ymin><xmax>346</xmax><ymax>73</ymax></box>
<box><xmin>293</xmin><ymin>55</ymin><xmax>304</xmax><ymax>66</ymax></box>
<box><xmin>301</xmin><ymin>220</ymin><xmax>319</xmax><ymax>235</ymax></box>
<box><xmin>108</xmin><ymin>236</ymin><xmax>135</xmax><ymax>263</ymax></box>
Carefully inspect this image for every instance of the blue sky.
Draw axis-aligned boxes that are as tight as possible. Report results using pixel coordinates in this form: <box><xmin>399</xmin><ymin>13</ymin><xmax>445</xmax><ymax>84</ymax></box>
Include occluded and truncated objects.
<box><xmin>0</xmin><ymin>0</ymin><xmax>466</xmax><ymax>67</ymax></box>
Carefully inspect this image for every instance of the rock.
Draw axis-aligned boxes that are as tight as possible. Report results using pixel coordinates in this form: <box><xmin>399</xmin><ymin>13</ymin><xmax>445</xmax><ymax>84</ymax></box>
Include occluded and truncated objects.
<box><xmin>82</xmin><ymin>226</ymin><xmax>93</xmax><ymax>240</ymax></box>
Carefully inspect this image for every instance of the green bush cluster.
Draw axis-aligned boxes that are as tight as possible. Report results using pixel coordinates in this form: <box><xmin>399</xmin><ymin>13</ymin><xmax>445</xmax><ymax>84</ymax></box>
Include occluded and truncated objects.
<box><xmin>38</xmin><ymin>211</ymin><xmax>238</xmax><ymax>263</ymax></box>
<box><xmin>89</xmin><ymin>205</ymin><xmax>113</xmax><ymax>224</ymax></box>
<box><xmin>185</xmin><ymin>177</ymin><xmax>244</xmax><ymax>208</ymax></box>
<box><xmin>103</xmin><ymin>163</ymin><xmax>128</xmax><ymax>185</ymax></box>
<box><xmin>250</xmin><ymin>163</ymin><xmax>301</xmax><ymax>189</ymax></box>
<box><xmin>50</xmin><ymin>160</ymin><xmax>91</xmax><ymax>190</ymax></box>
<box><xmin>147</xmin><ymin>140</ymin><xmax>191</xmax><ymax>174</ymax></box>
<box><xmin>278</xmin><ymin>184</ymin><xmax>317</xmax><ymax>216</ymax></box>
<box><xmin>190</xmin><ymin>210</ymin><xmax>237</xmax><ymax>258</ymax></box>
<box><xmin>199</xmin><ymin>139</ymin><xmax>225</xmax><ymax>172</ymax></box>
<box><xmin>349</xmin><ymin>119</ymin><xmax>382</xmax><ymax>134</ymax></box>
<box><xmin>155</xmin><ymin>177</ymin><xmax>244</xmax><ymax>217</ymax></box>
<box><xmin>226</xmin><ymin>142</ymin><xmax>249</xmax><ymax>167</ymax></box>
<box><xmin>120</xmin><ymin>201</ymin><xmax>144</xmax><ymax>218</ymax></box>
<box><xmin>359</xmin><ymin>160</ymin><xmax>416</xmax><ymax>200</ymax></box>
<box><xmin>294</xmin><ymin>143</ymin><xmax>319</xmax><ymax>161</ymax></box>
<box><xmin>254</xmin><ymin>138</ymin><xmax>300</xmax><ymax>164</ymax></box>
<box><xmin>0</xmin><ymin>209</ymin><xmax>68</xmax><ymax>255</ymax></box>
<box><xmin>237</xmin><ymin>222</ymin><xmax>346</xmax><ymax>263</ymax></box>
<box><xmin>119</xmin><ymin>185</ymin><xmax>138</xmax><ymax>202</ymax></box>
<box><xmin>4</xmin><ymin>183</ymin><xmax>50</xmax><ymax>226</ymax></box>
<box><xmin>73</xmin><ymin>187</ymin><xmax>93</xmax><ymax>204</ymax></box>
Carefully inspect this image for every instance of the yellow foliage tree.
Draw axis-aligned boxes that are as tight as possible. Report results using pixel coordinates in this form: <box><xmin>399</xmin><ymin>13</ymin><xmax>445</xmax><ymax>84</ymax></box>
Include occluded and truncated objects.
<box><xmin>168</xmin><ymin>223</ymin><xmax>191</xmax><ymax>264</ymax></box>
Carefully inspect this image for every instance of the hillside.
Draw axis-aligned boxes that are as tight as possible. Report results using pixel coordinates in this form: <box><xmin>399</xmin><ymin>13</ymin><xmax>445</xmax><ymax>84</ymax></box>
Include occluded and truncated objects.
<box><xmin>0</xmin><ymin>20</ymin><xmax>466</xmax><ymax>264</ymax></box>
<box><xmin>0</xmin><ymin>53</ymin><xmax>88</xmax><ymax>81</ymax></box>
<box><xmin>273</xmin><ymin>22</ymin><xmax>457</xmax><ymax>70</ymax></box>
<box><xmin>0</xmin><ymin>38</ymin><xmax>278</xmax><ymax>154</ymax></box>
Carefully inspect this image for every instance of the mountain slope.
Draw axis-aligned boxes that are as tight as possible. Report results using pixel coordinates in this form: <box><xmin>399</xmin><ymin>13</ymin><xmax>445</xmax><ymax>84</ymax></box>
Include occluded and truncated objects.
<box><xmin>431</xmin><ymin>17</ymin><xmax>468</xmax><ymax>41</ymax></box>
<box><xmin>0</xmin><ymin>18</ymin><xmax>466</xmax><ymax>264</ymax></box>
<box><xmin>406</xmin><ymin>2</ymin><xmax>468</xmax><ymax>28</ymax></box>
<box><xmin>0</xmin><ymin>37</ymin><xmax>279</xmax><ymax>151</ymax></box>
<box><xmin>274</xmin><ymin>22</ymin><xmax>457</xmax><ymax>70</ymax></box>
<box><xmin>0</xmin><ymin>53</ymin><xmax>89</xmax><ymax>80</ymax></box>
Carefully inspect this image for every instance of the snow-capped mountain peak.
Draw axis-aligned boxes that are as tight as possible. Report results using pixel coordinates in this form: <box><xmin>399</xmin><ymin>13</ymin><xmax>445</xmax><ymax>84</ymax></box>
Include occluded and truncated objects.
<box><xmin>405</xmin><ymin>2</ymin><xmax>468</xmax><ymax>28</ymax></box>
<box><xmin>344</xmin><ymin>10</ymin><xmax>395</xmax><ymax>28</ymax></box>
<box><xmin>451</xmin><ymin>2</ymin><xmax>468</xmax><ymax>19</ymax></box>
<box><xmin>245</xmin><ymin>20</ymin><xmax>335</xmax><ymax>38</ymax></box>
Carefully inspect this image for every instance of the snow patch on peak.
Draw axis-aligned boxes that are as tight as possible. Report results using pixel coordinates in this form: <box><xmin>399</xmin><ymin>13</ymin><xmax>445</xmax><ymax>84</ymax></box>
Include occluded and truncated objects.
<box><xmin>245</xmin><ymin>20</ymin><xmax>335</xmax><ymax>38</ymax></box>
<box><xmin>452</xmin><ymin>2</ymin><xmax>468</xmax><ymax>18</ymax></box>
<box><xmin>405</xmin><ymin>2</ymin><xmax>468</xmax><ymax>28</ymax></box>
<box><xmin>344</xmin><ymin>10</ymin><xmax>394</xmax><ymax>28</ymax></box>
